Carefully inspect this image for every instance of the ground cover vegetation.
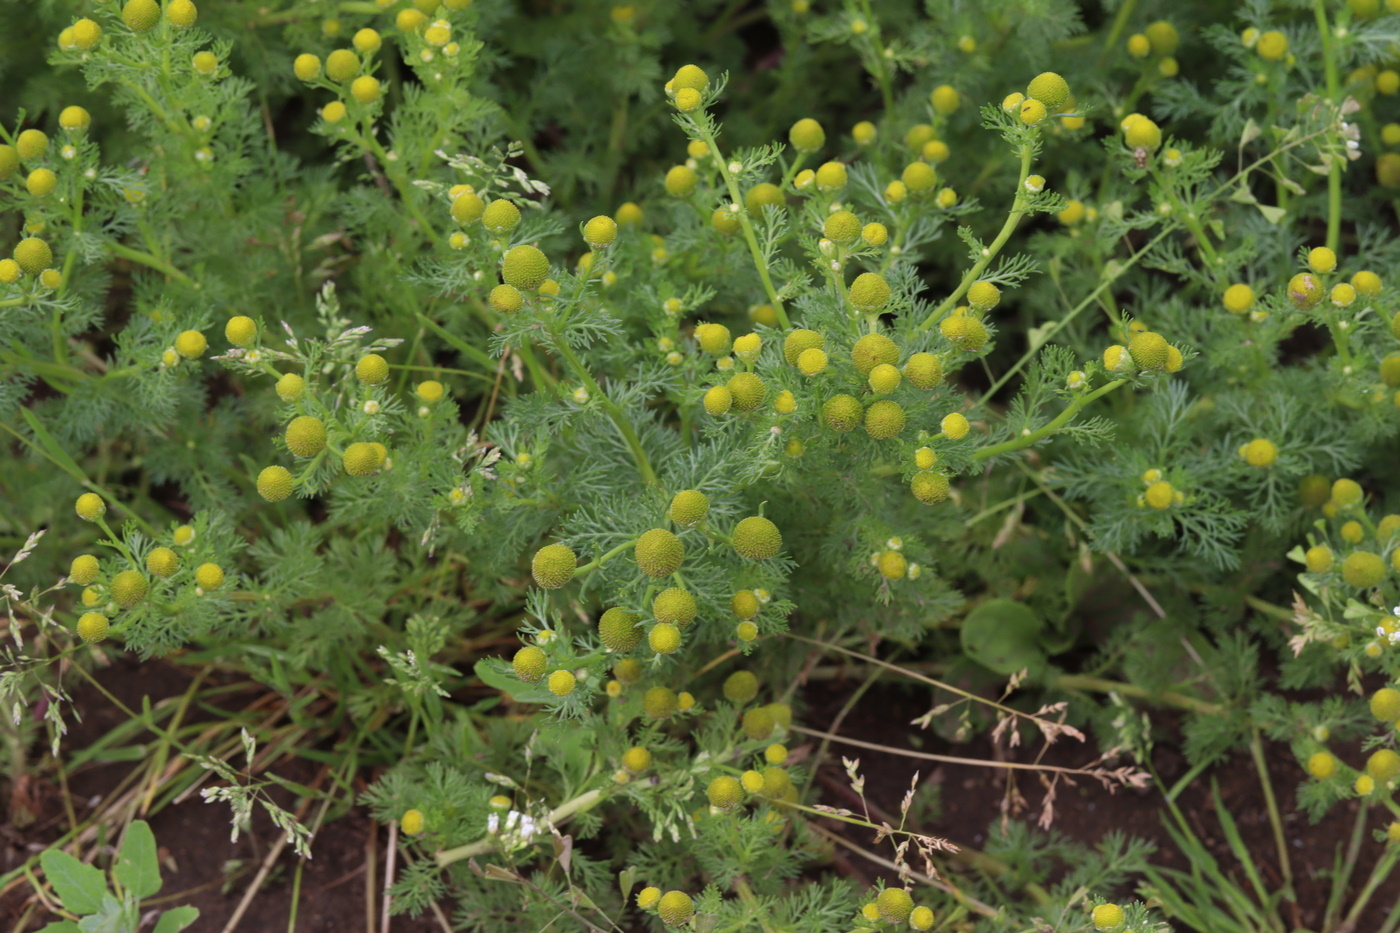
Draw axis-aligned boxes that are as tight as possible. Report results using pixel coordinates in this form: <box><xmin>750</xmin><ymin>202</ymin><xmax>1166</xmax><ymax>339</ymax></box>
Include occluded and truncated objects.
<box><xmin>4</xmin><ymin>0</ymin><xmax>1400</xmax><ymax>930</ymax></box>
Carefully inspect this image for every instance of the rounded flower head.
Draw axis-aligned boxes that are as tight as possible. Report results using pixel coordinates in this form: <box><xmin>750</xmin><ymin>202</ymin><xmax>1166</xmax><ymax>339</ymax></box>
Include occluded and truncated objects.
<box><xmin>532</xmin><ymin>543</ymin><xmax>577</xmax><ymax>589</ymax></box>
<box><xmin>1092</xmin><ymin>903</ymin><xmax>1126</xmax><ymax>931</ymax></box>
<box><xmin>356</xmin><ymin>353</ymin><xmax>390</xmax><ymax>385</ymax></box>
<box><xmin>931</xmin><ymin>84</ymin><xmax>959</xmax><ymax>114</ymax></box>
<box><xmin>657</xmin><ymin>891</ymin><xmax>694</xmax><ymax>925</ymax></box>
<box><xmin>622</xmin><ymin>747</ymin><xmax>652</xmax><ymax>773</ymax></box>
<box><xmin>293</xmin><ymin>53</ymin><xmax>321</xmax><ymax>81</ymax></box>
<box><xmin>1332</xmin><ymin>478</ymin><xmax>1364</xmax><ymax>508</ymax></box>
<box><xmin>635</xmin><ymin>528</ymin><xmax>683</xmax><ymax>578</ymax></box>
<box><xmin>481</xmin><ymin>198</ymin><xmax>521</xmax><ymax>234</ymax></box>
<box><xmin>1239</xmin><ymin>439</ymin><xmax>1277</xmax><ymax>467</ymax></box>
<box><xmin>815</xmin><ymin>161</ymin><xmax>847</xmax><ymax>191</ymax></box>
<box><xmin>649</xmin><ymin>623</ymin><xmax>681</xmax><ymax>654</ymax></box>
<box><xmin>904</xmin><ymin>352</ymin><xmax>943</xmax><ymax>389</ymax></box>
<box><xmin>1128</xmin><ymin>331</ymin><xmax>1169</xmax><ymax>370</ymax></box>
<box><xmin>0</xmin><ymin>148</ymin><xmax>16</xmax><ymax>182</ymax></box>
<box><xmin>1352</xmin><ymin>270</ymin><xmax>1382</xmax><ymax>295</ymax></box>
<box><xmin>864</xmin><ymin>400</ymin><xmax>905</xmax><ymax>439</ymax></box>
<box><xmin>696</xmin><ymin>322</ymin><xmax>732</xmax><ymax>355</ymax></box>
<box><xmin>72</xmin><ymin>18</ymin><xmax>103</xmax><ymax>49</ymax></box>
<box><xmin>1307</xmin><ymin>751</ymin><xmax>1337</xmax><ymax>779</ymax></box>
<box><xmin>1367</xmin><ymin>749</ymin><xmax>1400</xmax><ymax>782</ymax></box>
<box><xmin>342</xmin><ymin>442</ymin><xmax>381</xmax><ymax>477</ymax></box>
<box><xmin>27</xmin><ymin>168</ymin><xmax>57</xmax><ymax>198</ymax></box>
<box><xmin>276</xmin><ymin>373</ymin><xmax>305</xmax><ymax>401</ymax></box>
<box><xmin>671</xmin><ymin>64</ymin><xmax>708</xmax><ymax>92</ymax></box>
<box><xmin>400</xmin><ymin>810</ymin><xmax>424</xmax><ymax>835</ymax></box>
<box><xmin>77</xmin><ymin>612</ymin><xmax>109</xmax><ymax>643</ymax></box>
<box><xmin>703</xmin><ymin>385</ymin><xmax>732</xmax><ymax>415</ymax></box>
<box><xmin>195</xmin><ymin>562</ymin><xmax>224</xmax><ymax>590</ymax></box>
<box><xmin>350</xmin><ymin>76</ymin><xmax>381</xmax><ymax>104</ymax></box>
<box><xmin>257</xmin><ymin>466</ymin><xmax>294</xmax><ymax>501</ymax></box>
<box><xmin>583</xmin><ymin>215</ymin><xmax>617</xmax><ymax>248</ymax></box>
<box><xmin>868</xmin><ymin>363</ymin><xmax>900</xmax><ymax>394</ymax></box>
<box><xmin>14</xmin><ymin>238</ymin><xmax>53</xmax><ymax>275</ymax></box>
<box><xmin>146</xmin><ymin>547</ymin><xmax>179</xmax><ymax>578</ymax></box>
<box><xmin>669</xmin><ymin>489</ymin><xmax>709</xmax><ymax>527</ymax></box>
<box><xmin>877</xmin><ymin>888</ymin><xmax>914</xmax><ymax>924</ymax></box>
<box><xmin>1026</xmin><ymin>72</ymin><xmax>1070</xmax><ymax>110</ymax></box>
<box><xmin>822</xmin><ymin>395</ymin><xmax>863</xmax><ymax>432</ymax></box>
<box><xmin>727</xmin><ymin>372</ymin><xmax>766</xmax><ymax>411</ymax></box>
<box><xmin>789</xmin><ymin>118</ymin><xmax>825</xmax><ymax>153</ymax></box>
<box><xmin>1223</xmin><ymin>283</ymin><xmax>1254</xmax><ymax>314</ymax></box>
<box><xmin>723</xmin><ymin>670</ymin><xmax>759</xmax><ymax>704</ymax></box>
<box><xmin>490</xmin><ymin>284</ymin><xmax>523</xmax><ymax>314</ymax></box>
<box><xmin>941</xmin><ymin>314</ymin><xmax>989</xmax><ymax>352</ymax></box>
<box><xmin>1257</xmin><ymin>30</ymin><xmax>1288</xmax><ymax>61</ymax></box>
<box><xmin>1305</xmin><ymin>545</ymin><xmax>1333</xmax><ymax>574</ymax></box>
<box><xmin>285</xmin><ymin>416</ymin><xmax>327</xmax><ymax>457</ymax></box>
<box><xmin>59</xmin><ymin>106</ymin><xmax>91</xmax><ymax>131</ymax></box>
<box><xmin>1308</xmin><ymin>246</ymin><xmax>1337</xmax><ymax>274</ymax></box>
<box><xmin>1123</xmin><ymin>115</ymin><xmax>1162</xmax><ymax>149</ymax></box>
<box><xmin>70</xmin><ymin>554</ymin><xmax>100</xmax><ymax>585</ymax></box>
<box><xmin>166</xmin><ymin>0</ymin><xmax>197</xmax><ymax>27</ymax></box>
<box><xmin>1342</xmin><ymin>551</ymin><xmax>1385</xmax><ymax>588</ymax></box>
<box><xmin>877</xmin><ymin>550</ymin><xmax>907</xmax><ymax>580</ymax></box>
<box><xmin>325</xmin><ymin>49</ymin><xmax>360</xmax><ymax>83</ymax></box>
<box><xmin>122</xmin><ymin>0</ymin><xmax>160</xmax><ymax>32</ymax></box>
<box><xmin>665</xmin><ymin>165</ymin><xmax>697</xmax><ymax>196</ymax></box>
<box><xmin>852</xmin><ymin>333</ymin><xmax>898</xmax><ymax>375</ymax></box>
<box><xmin>653</xmin><ymin>587</ymin><xmax>697</xmax><ymax>628</ymax></box>
<box><xmin>173</xmin><ymin>330</ymin><xmax>207</xmax><ymax>360</ymax></box>
<box><xmin>707</xmin><ymin>775</ymin><xmax>744</xmax><ymax>809</ymax></box>
<box><xmin>502</xmin><ymin>245</ymin><xmax>550</xmax><ymax>290</ymax></box>
<box><xmin>548</xmin><ymin>670</ymin><xmax>576</xmax><ymax>696</ymax></box>
<box><xmin>902</xmin><ymin>162</ymin><xmax>938</xmax><ymax>193</ymax></box>
<box><xmin>643</xmin><ymin>685</ymin><xmax>678</xmax><ymax>719</ymax></box>
<box><xmin>225</xmin><ymin>316</ymin><xmax>257</xmax><ymax>347</ymax></box>
<box><xmin>111</xmin><ymin>570</ymin><xmax>148</xmax><ymax>608</ymax></box>
<box><xmin>75</xmin><ymin>492</ymin><xmax>106</xmax><ymax>521</ymax></box>
<box><xmin>512</xmin><ymin>645</ymin><xmax>547</xmax><ymax>682</ymax></box>
<box><xmin>731</xmin><ymin>590</ymin><xmax>760</xmax><ymax>620</ymax></box>
<box><xmin>783</xmin><ymin>329</ymin><xmax>825</xmax><ymax>366</ymax></box>
<box><xmin>797</xmin><ymin>348</ymin><xmax>828</xmax><ymax>376</ymax></box>
<box><xmin>941</xmin><ymin>412</ymin><xmax>970</xmax><ymax>440</ymax></box>
<box><xmin>912</xmin><ymin>471</ymin><xmax>950</xmax><ymax>504</ymax></box>
<box><xmin>967</xmin><ymin>281</ymin><xmax>1001</xmax><ymax>311</ymax></box>
<box><xmin>824</xmin><ymin>210</ymin><xmax>861</xmax><ymax>244</ymax></box>
<box><xmin>742</xmin><ymin>706</ymin><xmax>775</xmax><ymax>740</ymax></box>
<box><xmin>599</xmin><ymin>608</ymin><xmax>642</xmax><ymax>651</ymax></box>
<box><xmin>1370</xmin><ymin>687</ymin><xmax>1400</xmax><ymax>721</ymax></box>
<box><xmin>733</xmin><ymin>516</ymin><xmax>781</xmax><ymax>560</ymax></box>
<box><xmin>1019</xmin><ymin>98</ymin><xmax>1048</xmax><ymax>125</ymax></box>
<box><xmin>732</xmin><ymin>332</ymin><xmax>761</xmax><ymax>363</ymax></box>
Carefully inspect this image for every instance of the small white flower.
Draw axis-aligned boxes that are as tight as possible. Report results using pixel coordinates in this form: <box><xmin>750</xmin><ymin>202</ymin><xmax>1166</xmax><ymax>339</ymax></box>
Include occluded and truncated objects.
<box><xmin>728</xmin><ymin>161</ymin><xmax>743</xmax><ymax>174</ymax></box>
<box><xmin>363</xmin><ymin>400</ymin><xmax>381</xmax><ymax>414</ymax></box>
<box><xmin>572</xmin><ymin>387</ymin><xmax>589</xmax><ymax>404</ymax></box>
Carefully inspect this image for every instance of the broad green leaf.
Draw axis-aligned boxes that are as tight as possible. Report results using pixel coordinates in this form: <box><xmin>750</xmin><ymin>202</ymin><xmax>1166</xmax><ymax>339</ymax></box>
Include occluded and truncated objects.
<box><xmin>960</xmin><ymin>599</ymin><xmax>1047</xmax><ymax>677</ymax></box>
<box><xmin>39</xmin><ymin>850</ymin><xmax>108</xmax><ymax>915</ymax></box>
<box><xmin>153</xmin><ymin>906</ymin><xmax>201</xmax><ymax>933</ymax></box>
<box><xmin>38</xmin><ymin>923</ymin><xmax>82</xmax><ymax>933</ymax></box>
<box><xmin>77</xmin><ymin>893</ymin><xmax>129</xmax><ymax>933</ymax></box>
<box><xmin>114</xmin><ymin>821</ymin><xmax>162</xmax><ymax>900</ymax></box>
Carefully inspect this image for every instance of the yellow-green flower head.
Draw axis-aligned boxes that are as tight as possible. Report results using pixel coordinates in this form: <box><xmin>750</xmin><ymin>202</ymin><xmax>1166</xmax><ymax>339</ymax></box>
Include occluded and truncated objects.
<box><xmin>1352</xmin><ymin>270</ymin><xmax>1382</xmax><ymax>295</ymax></box>
<box><xmin>635</xmin><ymin>528</ymin><xmax>684</xmax><ymax>577</ymax></box>
<box><xmin>922</xmin><ymin>140</ymin><xmax>951</xmax><ymax>163</ymax></box>
<box><xmin>941</xmin><ymin>412</ymin><xmax>970</xmax><ymax>439</ymax></box>
<box><xmin>1305</xmin><ymin>545</ymin><xmax>1333</xmax><ymax>574</ymax></box>
<box><xmin>707</xmin><ymin>775</ymin><xmax>744</xmax><ymax>809</ymax></box>
<box><xmin>398</xmin><ymin>809</ymin><xmax>425</xmax><ymax>835</ymax></box>
<box><xmin>1307</xmin><ymin>751</ymin><xmax>1336</xmax><ymax>779</ymax></box>
<box><xmin>1367</xmin><ymin>748</ymin><xmax>1400</xmax><ymax>781</ymax></box>
<box><xmin>1331</xmin><ymin>283</ymin><xmax>1356</xmax><ymax>308</ymax></box>
<box><xmin>822</xmin><ymin>394</ymin><xmax>864</xmax><ymax>432</ymax></box>
<box><xmin>1128</xmin><ymin>331</ymin><xmax>1169</xmax><ymax>370</ymax></box>
<box><xmin>877</xmin><ymin>888</ymin><xmax>914</xmax><ymax>924</ymax></box>
<box><xmin>352</xmin><ymin>26</ymin><xmax>382</xmax><ymax>53</ymax></box>
<box><xmin>1144</xmin><ymin>20</ymin><xmax>1180</xmax><ymax>55</ymax></box>
<box><xmin>740</xmin><ymin>769</ymin><xmax>765</xmax><ymax>793</ymax></box>
<box><xmin>1092</xmin><ymin>903</ymin><xmax>1125</xmax><ymax>931</ymax></box>
<box><xmin>815</xmin><ymin>161</ymin><xmax>848</xmax><ymax>191</ymax></box>
<box><xmin>171</xmin><ymin>330</ymin><xmax>206</xmax><ymax>360</ymax></box>
<box><xmin>70</xmin><ymin>554</ymin><xmax>100</xmax><ymax>585</ymax></box>
<box><xmin>649</xmin><ymin>622</ymin><xmax>682</xmax><ymax>654</ymax></box>
<box><xmin>861</xmin><ymin>222</ymin><xmax>888</xmax><ymax>247</ymax></box>
<box><xmin>58</xmin><ymin>106</ymin><xmax>91</xmax><ymax>132</ymax></box>
<box><xmin>1371</xmin><ymin>687</ymin><xmax>1400</xmax><ymax>721</ymax></box>
<box><xmin>490</xmin><ymin>284</ymin><xmax>523</xmax><ymax>314</ymax></box>
<box><xmin>696</xmin><ymin>322</ymin><xmax>732</xmax><ymax>355</ymax></box>
<box><xmin>72</xmin><ymin>17</ymin><xmax>103</xmax><ymax>49</ymax></box>
<box><xmin>146</xmin><ymin>547</ymin><xmax>179</xmax><ymax>578</ymax></box>
<box><xmin>583</xmin><ymin>215</ymin><xmax>617</xmax><ymax>248</ymax></box>
<box><xmin>1257</xmin><ymin>30</ymin><xmax>1287</xmax><ymax>61</ymax></box>
<box><xmin>733</xmin><ymin>516</ymin><xmax>782</xmax><ymax>560</ymax></box>
<box><xmin>1380</xmin><ymin>354</ymin><xmax>1400</xmax><ymax>388</ymax></box>
<box><xmin>644</xmin><ymin>685</ymin><xmax>678</xmax><ymax>719</ymax></box>
<box><xmin>350</xmin><ymin>75</ymin><xmax>381</xmax><ymax>104</ymax></box>
<box><xmin>1002</xmin><ymin>92</ymin><xmax>1026</xmax><ymax>113</ymax></box>
<box><xmin>1127</xmin><ymin>33</ymin><xmax>1151</xmax><ymax>58</ymax></box>
<box><xmin>532</xmin><ymin>543</ymin><xmax>577</xmax><ymax>589</ymax></box>
<box><xmin>502</xmin><ymin>245</ymin><xmax>550</xmax><ymax>290</ymax></box>
<box><xmin>657</xmin><ymin>890</ymin><xmax>695</xmax><ymax>925</ymax></box>
<box><xmin>671</xmin><ymin>64</ymin><xmax>709</xmax><ymax>92</ymax></box>
<box><xmin>1222</xmin><ymin>283</ymin><xmax>1254</xmax><ymax>314</ymax></box>
<box><xmin>798</xmin><ymin>347</ymin><xmax>828</xmax><ymax>375</ymax></box>
<box><xmin>324</xmin><ymin>48</ymin><xmax>360</xmax><ymax>83</ymax></box>
<box><xmin>1307</xmin><ymin>246</ymin><xmax>1337</xmax><ymax>275</ymax></box>
<box><xmin>26</xmin><ymin>168</ymin><xmax>57</xmax><ymax>198</ymax></box>
<box><xmin>257</xmin><ymin>465</ymin><xmax>294</xmax><ymax>501</ymax></box>
<box><xmin>877</xmin><ymin>550</ymin><xmax>907</xmax><ymax>580</ymax></box>
<box><xmin>1342</xmin><ymin>551</ymin><xmax>1385</xmax><ymax>587</ymax></box>
<box><xmin>736</xmin><ymin>620</ymin><xmax>759</xmax><ymax>641</ymax></box>
<box><xmin>915</xmin><ymin>447</ymin><xmax>937</xmax><ymax>470</ymax></box>
<box><xmin>733</xmin><ymin>332</ymin><xmax>761</xmax><ymax>363</ymax></box>
<box><xmin>14</xmin><ymin>238</ymin><xmax>53</xmax><ymax>275</ymax></box>
<box><xmin>824</xmin><ymin>210</ymin><xmax>862</xmax><ymax>244</ymax></box>
<box><xmin>664</xmin><ymin>165</ymin><xmax>698</xmax><ymax>197</ymax></box>
<box><xmin>727</xmin><ymin>372</ymin><xmax>766</xmax><ymax>410</ymax></box>
<box><xmin>731</xmin><ymin>589</ymin><xmax>760</xmax><ymax>620</ymax></box>
<box><xmin>1019</xmin><ymin>98</ymin><xmax>1048</xmax><ymax>126</ymax></box>
<box><xmin>723</xmin><ymin>670</ymin><xmax>759</xmax><ymax>704</ymax></box>
<box><xmin>622</xmin><ymin>747</ymin><xmax>652</xmax><ymax>774</ymax></box>
<box><xmin>761</xmin><ymin>765</ymin><xmax>791</xmax><ymax>797</ymax></box>
<box><xmin>0</xmin><ymin>147</ymin><xmax>17</xmax><ymax>181</ymax></box>
<box><xmin>615</xmin><ymin>201</ymin><xmax>643</xmax><ymax>227</ymax></box>
<box><xmin>703</xmin><ymin>384</ymin><xmax>733</xmax><ymax>416</ymax></box>
<box><xmin>16</xmin><ymin>130</ymin><xmax>49</xmax><ymax>163</ymax></box>
<box><xmin>342</xmin><ymin>442</ymin><xmax>381</xmax><ymax>477</ymax></box>
<box><xmin>1026</xmin><ymin>72</ymin><xmax>1070</xmax><ymax>110</ymax></box>
<box><xmin>75</xmin><ymin>492</ymin><xmax>106</xmax><ymax>521</ymax></box>
<box><xmin>1332</xmin><ymin>478</ymin><xmax>1364</xmax><ymax>508</ymax></box>
<box><xmin>481</xmin><ymin>198</ymin><xmax>521</xmax><ymax>234</ymax></box>
<box><xmin>847</xmin><ymin>272</ymin><xmax>893</xmax><ymax>313</ymax></box>
<box><xmin>77</xmin><ymin>611</ymin><xmax>110</xmax><ymax>643</ymax></box>
<box><xmin>711</xmin><ymin>208</ymin><xmax>742</xmax><ymax>235</ymax></box>
<box><xmin>351</xmin><ymin>354</ymin><xmax>388</xmax><ymax>386</ymax></box>
<box><xmin>864</xmin><ymin>400</ymin><xmax>905</xmax><ymax>439</ymax></box>
<box><xmin>1287</xmin><ymin>272</ymin><xmax>1326</xmax><ymax>310</ymax></box>
<box><xmin>673</xmin><ymin>87</ymin><xmax>703</xmax><ymax>112</ymax></box>
<box><xmin>966</xmin><ymin>280</ymin><xmax>1001</xmax><ymax>311</ymax></box>
<box><xmin>742</xmin><ymin>706</ymin><xmax>776</xmax><ymax>740</ymax></box>
<box><xmin>903</xmin><ymin>352</ymin><xmax>944</xmax><ymax>389</ymax></box>
<box><xmin>446</xmin><ymin>191</ymin><xmax>485</xmax><ymax>226</ymax></box>
<box><xmin>599</xmin><ymin>607</ymin><xmax>642</xmax><ymax>651</ymax></box>
<box><xmin>512</xmin><ymin>645</ymin><xmax>547</xmax><ymax>682</ymax></box>
<box><xmin>851</xmin><ymin>333</ymin><xmax>898</xmax><ymax>375</ymax></box>
<box><xmin>285</xmin><ymin>416</ymin><xmax>327</xmax><ymax>457</ymax></box>
<box><xmin>634</xmin><ymin>885</ymin><xmax>663</xmax><ymax>909</ymax></box>
<box><xmin>122</xmin><ymin>0</ymin><xmax>160</xmax><ymax>31</ymax></box>
<box><xmin>1239</xmin><ymin>439</ymin><xmax>1277</xmax><ymax>467</ymax></box>
<box><xmin>669</xmin><ymin>489</ymin><xmax>709</xmax><ymax>527</ymax></box>
<box><xmin>195</xmin><ymin>562</ymin><xmax>224</xmax><ymax>590</ymax></box>
<box><xmin>111</xmin><ymin>570</ymin><xmax>148</xmax><ymax>608</ymax></box>
<box><xmin>1143</xmin><ymin>480</ymin><xmax>1174</xmax><ymax>510</ymax></box>
<box><xmin>166</xmin><ymin>0</ymin><xmax>197</xmax><ymax>27</ymax></box>
<box><xmin>941</xmin><ymin>315</ymin><xmax>988</xmax><ymax>352</ymax></box>
<box><xmin>909</xmin><ymin>905</ymin><xmax>936</xmax><ymax>931</ymax></box>
<box><xmin>545</xmin><ymin>669</ymin><xmax>576</xmax><ymax>696</ymax></box>
<box><xmin>789</xmin><ymin>117</ymin><xmax>825</xmax><ymax>153</ymax></box>
<box><xmin>783</xmin><ymin>329</ymin><xmax>825</xmax><ymax>366</ymax></box>
<box><xmin>902</xmin><ymin>162</ymin><xmax>938</xmax><ymax>193</ymax></box>
<box><xmin>930</xmin><ymin>83</ymin><xmax>959</xmax><ymax>115</ymax></box>
<box><xmin>1341</xmin><ymin>520</ymin><xmax>1364</xmax><ymax>543</ymax></box>
<box><xmin>868</xmin><ymin>363</ymin><xmax>901</xmax><ymax>395</ymax></box>
<box><xmin>653</xmin><ymin>587</ymin><xmax>697</xmax><ymax>628</ymax></box>
<box><xmin>276</xmin><ymin>372</ymin><xmax>305</xmax><ymax>402</ymax></box>
<box><xmin>852</xmin><ymin>120</ymin><xmax>876</xmax><ymax>145</ymax></box>
<box><xmin>293</xmin><ymin>53</ymin><xmax>322</xmax><ymax>81</ymax></box>
<box><xmin>1123</xmin><ymin>114</ymin><xmax>1162</xmax><ymax>149</ymax></box>
<box><xmin>223</xmin><ymin>316</ymin><xmax>257</xmax><ymax>347</ymax></box>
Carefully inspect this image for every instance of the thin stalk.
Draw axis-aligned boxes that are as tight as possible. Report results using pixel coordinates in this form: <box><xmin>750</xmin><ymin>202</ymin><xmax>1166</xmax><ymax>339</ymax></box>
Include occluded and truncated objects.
<box><xmin>1313</xmin><ymin>0</ymin><xmax>1342</xmax><ymax>253</ymax></box>
<box><xmin>1248</xmin><ymin>729</ymin><xmax>1294</xmax><ymax>896</ymax></box>
<box><xmin>107</xmin><ymin>241</ymin><xmax>194</xmax><ymax>284</ymax></box>
<box><xmin>549</xmin><ymin>331</ymin><xmax>657</xmax><ymax>486</ymax></box>
<box><xmin>1342</xmin><ymin>844</ymin><xmax>1400</xmax><ymax>930</ymax></box>
<box><xmin>972</xmin><ymin>379</ymin><xmax>1127</xmax><ymax>461</ymax></box>
<box><xmin>435</xmin><ymin>787</ymin><xmax>605</xmax><ymax>867</ymax></box>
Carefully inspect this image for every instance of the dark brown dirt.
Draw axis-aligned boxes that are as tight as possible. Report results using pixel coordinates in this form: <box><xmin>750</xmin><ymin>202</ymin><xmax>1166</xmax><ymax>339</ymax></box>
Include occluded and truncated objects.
<box><xmin>1</xmin><ymin>658</ymin><xmax>439</xmax><ymax>933</ymax></box>
<box><xmin>801</xmin><ymin>677</ymin><xmax>1398</xmax><ymax>931</ymax></box>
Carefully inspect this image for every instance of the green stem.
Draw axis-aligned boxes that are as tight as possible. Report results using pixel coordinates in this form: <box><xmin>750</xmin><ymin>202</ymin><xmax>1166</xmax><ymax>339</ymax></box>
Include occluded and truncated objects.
<box><xmin>917</xmin><ymin>143</ymin><xmax>1033</xmax><ymax>331</ymax></box>
<box><xmin>1343</xmin><ymin>844</ymin><xmax>1400</xmax><ymax>930</ymax></box>
<box><xmin>1051</xmin><ymin>673</ymin><xmax>1222</xmax><ymax>715</ymax></box>
<box><xmin>573</xmin><ymin>539</ymin><xmax>637</xmax><ymax>576</ymax></box>
<box><xmin>691</xmin><ymin>121</ymin><xmax>791</xmax><ymax>329</ymax></box>
<box><xmin>549</xmin><ymin>332</ymin><xmax>658</xmax><ymax>487</ymax></box>
<box><xmin>107</xmin><ymin>241</ymin><xmax>194</xmax><ymax>284</ymax></box>
<box><xmin>434</xmin><ymin>787</ymin><xmax>605</xmax><ymax>867</ymax></box>
<box><xmin>1248</xmin><ymin>729</ymin><xmax>1294</xmax><ymax>896</ymax></box>
<box><xmin>1313</xmin><ymin>0</ymin><xmax>1342</xmax><ymax>253</ymax></box>
<box><xmin>1101</xmin><ymin>0</ymin><xmax>1139</xmax><ymax>59</ymax></box>
<box><xmin>972</xmin><ymin>379</ymin><xmax>1126</xmax><ymax>461</ymax></box>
